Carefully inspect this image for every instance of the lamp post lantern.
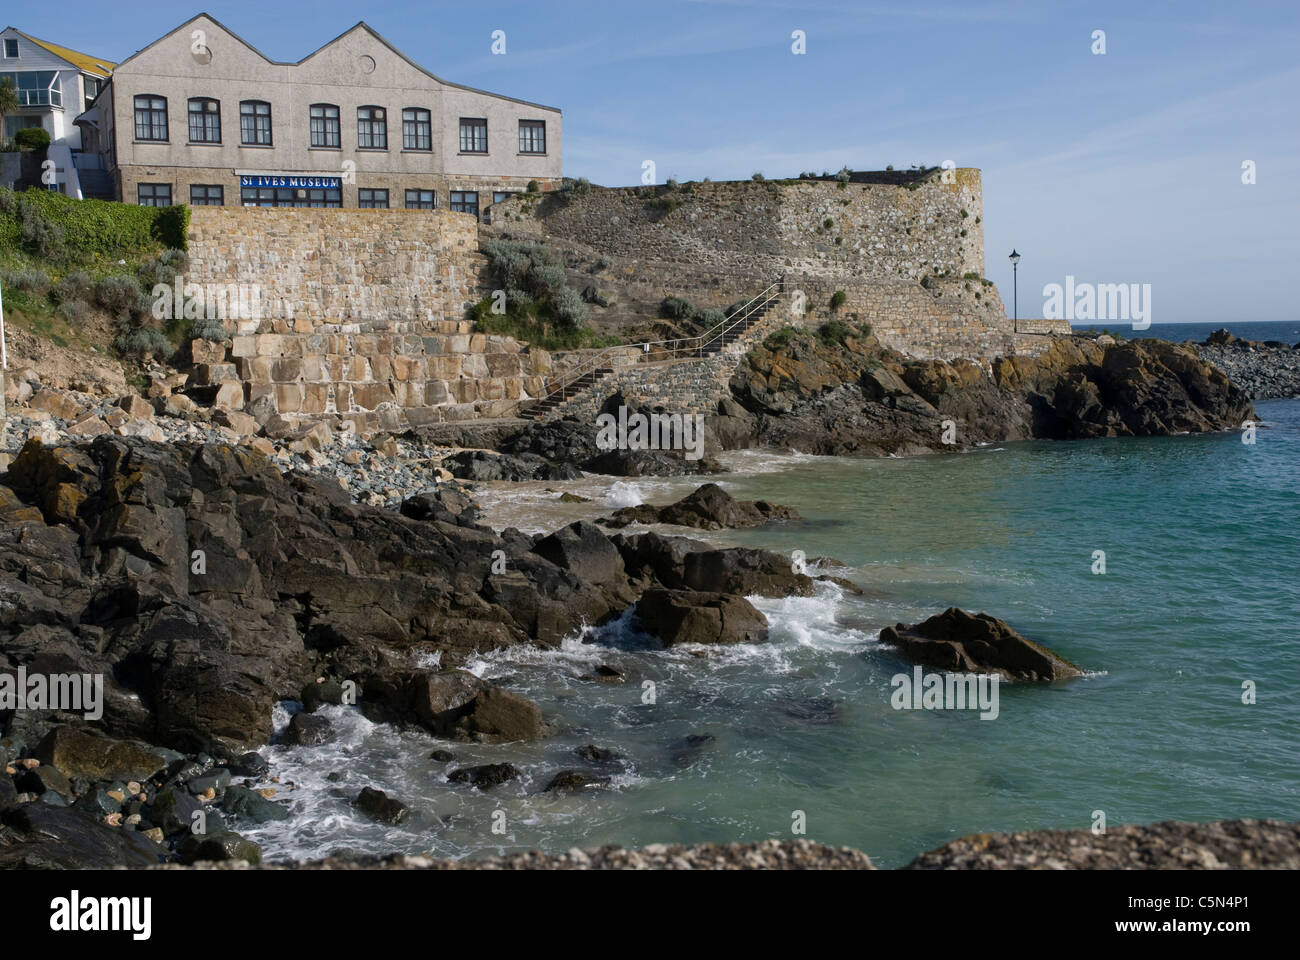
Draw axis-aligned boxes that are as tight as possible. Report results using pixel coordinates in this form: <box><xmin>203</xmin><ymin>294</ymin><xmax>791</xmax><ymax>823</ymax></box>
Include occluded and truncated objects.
<box><xmin>1008</xmin><ymin>249</ymin><xmax>1021</xmax><ymax>332</ymax></box>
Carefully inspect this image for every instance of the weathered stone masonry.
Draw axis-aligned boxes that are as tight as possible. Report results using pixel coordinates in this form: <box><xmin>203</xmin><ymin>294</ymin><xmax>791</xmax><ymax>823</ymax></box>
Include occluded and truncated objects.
<box><xmin>186</xmin><ymin>207</ymin><xmax>553</xmax><ymax>428</ymax></box>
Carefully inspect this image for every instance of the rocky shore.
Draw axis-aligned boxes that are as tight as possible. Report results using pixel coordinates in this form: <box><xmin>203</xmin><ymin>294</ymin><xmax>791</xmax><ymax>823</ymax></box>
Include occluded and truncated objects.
<box><xmin>147</xmin><ymin>819</ymin><xmax>1300</xmax><ymax>869</ymax></box>
<box><xmin>1193</xmin><ymin>329</ymin><xmax>1300</xmax><ymax>400</ymax></box>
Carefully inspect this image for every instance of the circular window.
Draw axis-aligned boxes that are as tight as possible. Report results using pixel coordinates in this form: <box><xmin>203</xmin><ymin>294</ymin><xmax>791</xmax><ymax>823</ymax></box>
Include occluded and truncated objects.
<box><xmin>358</xmin><ymin>55</ymin><xmax>376</xmax><ymax>74</ymax></box>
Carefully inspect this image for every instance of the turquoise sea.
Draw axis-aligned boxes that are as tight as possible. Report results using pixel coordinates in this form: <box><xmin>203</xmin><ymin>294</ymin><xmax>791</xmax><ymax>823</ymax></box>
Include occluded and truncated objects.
<box><xmin>237</xmin><ymin>387</ymin><xmax>1300</xmax><ymax>868</ymax></box>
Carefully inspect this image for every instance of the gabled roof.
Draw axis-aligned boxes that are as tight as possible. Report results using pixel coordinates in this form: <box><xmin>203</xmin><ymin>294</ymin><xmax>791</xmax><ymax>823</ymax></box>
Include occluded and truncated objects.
<box><xmin>4</xmin><ymin>28</ymin><xmax>117</xmax><ymax>76</ymax></box>
<box><xmin>114</xmin><ymin>12</ymin><xmax>561</xmax><ymax>113</ymax></box>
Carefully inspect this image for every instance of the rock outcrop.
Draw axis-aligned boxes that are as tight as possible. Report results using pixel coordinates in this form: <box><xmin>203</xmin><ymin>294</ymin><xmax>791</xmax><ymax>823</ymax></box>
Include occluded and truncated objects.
<box><xmin>603</xmin><ymin>483</ymin><xmax>802</xmax><ymax>530</ymax></box>
<box><xmin>721</xmin><ymin>331</ymin><xmax>1255</xmax><ymax>455</ymax></box>
<box><xmin>878</xmin><ymin>608</ymin><xmax>1081</xmax><ymax>682</ymax></box>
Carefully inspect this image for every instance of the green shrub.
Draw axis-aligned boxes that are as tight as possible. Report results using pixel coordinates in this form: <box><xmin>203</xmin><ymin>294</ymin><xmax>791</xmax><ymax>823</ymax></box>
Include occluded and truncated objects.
<box><xmin>14</xmin><ymin>127</ymin><xmax>51</xmax><ymax>150</ymax></box>
<box><xmin>116</xmin><ymin>326</ymin><xmax>172</xmax><ymax>360</ymax></box>
<box><xmin>696</xmin><ymin>308</ymin><xmax>726</xmax><ymax>328</ymax></box>
<box><xmin>94</xmin><ymin>274</ymin><xmax>142</xmax><ymax>315</ymax></box>
<box><xmin>190</xmin><ymin>316</ymin><xmax>228</xmax><ymax>341</ymax></box>
<box><xmin>2</xmin><ymin>267</ymin><xmax>51</xmax><ymax>295</ymax></box>
<box><xmin>56</xmin><ymin>299</ymin><xmax>90</xmax><ymax>324</ymax></box>
<box><xmin>659</xmin><ymin>296</ymin><xmax>694</xmax><ymax>320</ymax></box>
<box><xmin>835</xmin><ymin>167</ymin><xmax>851</xmax><ymax>183</ymax></box>
<box><xmin>528</xmin><ymin>262</ymin><xmax>567</xmax><ymax>297</ymax></box>
<box><xmin>551</xmin><ymin>286</ymin><xmax>588</xmax><ymax>330</ymax></box>
<box><xmin>830</xmin><ymin>290</ymin><xmax>848</xmax><ymax>310</ymax></box>
<box><xmin>526</xmin><ymin>180</ymin><xmax>539</xmax><ymax>193</ymax></box>
<box><xmin>764</xmin><ymin>326</ymin><xmax>799</xmax><ymax>349</ymax></box>
<box><xmin>751</xmin><ymin>172</ymin><xmax>765</xmax><ymax>181</ymax></box>
<box><xmin>822</xmin><ymin>218</ymin><xmax>834</xmax><ymax>229</ymax></box>
<box><xmin>53</xmin><ymin>270</ymin><xmax>94</xmax><ymax>304</ymax></box>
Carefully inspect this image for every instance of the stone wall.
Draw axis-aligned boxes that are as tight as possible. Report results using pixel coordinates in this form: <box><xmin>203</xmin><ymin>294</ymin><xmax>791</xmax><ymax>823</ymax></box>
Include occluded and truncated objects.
<box><xmin>186</xmin><ymin>207</ymin><xmax>481</xmax><ymax>329</ymax></box>
<box><xmin>488</xmin><ymin>171</ymin><xmax>1061</xmax><ymax>362</ymax></box>
<box><xmin>497</xmin><ymin>171</ymin><xmax>986</xmax><ymax>283</ymax></box>
<box><xmin>185</xmin><ymin>207</ymin><xmax>551</xmax><ymax>428</ymax></box>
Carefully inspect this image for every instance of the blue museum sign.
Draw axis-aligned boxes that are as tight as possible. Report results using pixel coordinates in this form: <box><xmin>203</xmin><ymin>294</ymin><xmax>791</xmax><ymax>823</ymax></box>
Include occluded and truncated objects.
<box><xmin>239</xmin><ymin>174</ymin><xmax>341</xmax><ymax>189</ymax></box>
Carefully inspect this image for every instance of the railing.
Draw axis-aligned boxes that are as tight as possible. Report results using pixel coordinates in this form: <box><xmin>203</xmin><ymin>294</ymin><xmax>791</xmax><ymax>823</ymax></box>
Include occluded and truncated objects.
<box><xmin>525</xmin><ymin>279</ymin><xmax>783</xmax><ymax>410</ymax></box>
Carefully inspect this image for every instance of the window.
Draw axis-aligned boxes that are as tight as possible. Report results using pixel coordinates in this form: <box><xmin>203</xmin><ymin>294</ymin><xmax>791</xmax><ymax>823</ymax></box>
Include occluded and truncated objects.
<box><xmin>518</xmin><ymin>120</ymin><xmax>546</xmax><ymax>154</ymax></box>
<box><xmin>358</xmin><ymin>188</ymin><xmax>389</xmax><ymax>209</ymax></box>
<box><xmin>138</xmin><ymin>183</ymin><xmax>172</xmax><ymax>206</ymax></box>
<box><xmin>133</xmin><ymin>94</ymin><xmax>167</xmax><ymax>140</ymax></box>
<box><xmin>2</xmin><ymin>39</ymin><xmax>18</xmax><ymax>59</ymax></box>
<box><xmin>450</xmin><ymin>190</ymin><xmax>479</xmax><ymax>218</ymax></box>
<box><xmin>240</xmin><ymin>101</ymin><xmax>272</xmax><ymax>145</ymax></box>
<box><xmin>357</xmin><ymin>106</ymin><xmax>387</xmax><ymax>149</ymax></box>
<box><xmin>310</xmin><ymin>103</ymin><xmax>340</xmax><ymax>148</ymax></box>
<box><xmin>84</xmin><ymin>76</ymin><xmax>100</xmax><ymax>103</ymax></box>
<box><xmin>459</xmin><ymin>118</ymin><xmax>487</xmax><ymax>153</ymax></box>
<box><xmin>402</xmin><ymin>108</ymin><xmax>431</xmax><ymax>151</ymax></box>
<box><xmin>190</xmin><ymin>184</ymin><xmax>223</xmax><ymax>206</ymax></box>
<box><xmin>493</xmin><ymin>191</ymin><xmax>513</xmax><ymax>204</ymax></box>
<box><xmin>241</xmin><ymin>186</ymin><xmax>341</xmax><ymax>208</ymax></box>
<box><xmin>405</xmin><ymin>189</ymin><xmax>435</xmax><ymax>209</ymax></box>
<box><xmin>187</xmin><ymin>98</ymin><xmax>221</xmax><ymax>143</ymax></box>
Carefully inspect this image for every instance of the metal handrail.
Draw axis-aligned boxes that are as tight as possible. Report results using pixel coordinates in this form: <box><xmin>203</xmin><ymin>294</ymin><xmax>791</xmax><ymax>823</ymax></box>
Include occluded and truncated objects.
<box><xmin>525</xmin><ymin>279</ymin><xmax>784</xmax><ymax>409</ymax></box>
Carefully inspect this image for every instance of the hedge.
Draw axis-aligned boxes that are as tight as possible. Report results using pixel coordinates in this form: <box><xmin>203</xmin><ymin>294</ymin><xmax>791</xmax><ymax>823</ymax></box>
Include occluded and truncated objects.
<box><xmin>0</xmin><ymin>188</ymin><xmax>189</xmax><ymax>260</ymax></box>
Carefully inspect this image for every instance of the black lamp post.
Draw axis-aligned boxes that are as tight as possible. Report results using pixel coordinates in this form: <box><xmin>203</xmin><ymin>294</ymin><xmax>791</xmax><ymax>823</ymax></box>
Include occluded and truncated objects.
<box><xmin>1008</xmin><ymin>249</ymin><xmax>1020</xmax><ymax>332</ymax></box>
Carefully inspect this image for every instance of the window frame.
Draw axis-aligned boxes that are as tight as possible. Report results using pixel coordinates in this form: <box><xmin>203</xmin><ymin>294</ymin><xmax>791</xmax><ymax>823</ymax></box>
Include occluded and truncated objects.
<box><xmin>189</xmin><ymin>184</ymin><xmax>224</xmax><ymax>206</ymax></box>
<box><xmin>239</xmin><ymin>100</ymin><xmax>273</xmax><ymax>146</ymax></box>
<box><xmin>358</xmin><ymin>188</ymin><xmax>390</xmax><ymax>209</ymax></box>
<box><xmin>187</xmin><ymin>97</ymin><xmax>222</xmax><ymax>144</ymax></box>
<box><xmin>137</xmin><ymin>182</ymin><xmax>172</xmax><ymax>207</ymax></box>
<box><xmin>357</xmin><ymin>105</ymin><xmax>388</xmax><ymax>150</ymax></box>
<box><xmin>133</xmin><ymin>94</ymin><xmax>169</xmax><ymax>142</ymax></box>
<box><xmin>3</xmin><ymin>38</ymin><xmax>19</xmax><ymax>59</ymax></box>
<box><xmin>518</xmin><ymin>120</ymin><xmax>546</xmax><ymax>155</ymax></box>
<box><xmin>401</xmin><ymin>107</ymin><xmax>431</xmax><ymax>152</ymax></box>
<box><xmin>458</xmin><ymin>118</ymin><xmax>487</xmax><ymax>154</ymax></box>
<box><xmin>404</xmin><ymin>189</ymin><xmax>436</xmax><ymax>210</ymax></box>
<box><xmin>449</xmin><ymin>190</ymin><xmax>479</xmax><ymax>218</ymax></box>
<box><xmin>309</xmin><ymin>103</ymin><xmax>340</xmax><ymax>148</ymax></box>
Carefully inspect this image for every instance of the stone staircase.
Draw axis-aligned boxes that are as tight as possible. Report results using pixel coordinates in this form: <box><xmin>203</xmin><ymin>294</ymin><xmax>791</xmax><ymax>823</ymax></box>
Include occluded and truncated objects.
<box><xmin>76</xmin><ymin>168</ymin><xmax>114</xmax><ymax>201</ymax></box>
<box><xmin>519</xmin><ymin>280</ymin><xmax>785</xmax><ymax>420</ymax></box>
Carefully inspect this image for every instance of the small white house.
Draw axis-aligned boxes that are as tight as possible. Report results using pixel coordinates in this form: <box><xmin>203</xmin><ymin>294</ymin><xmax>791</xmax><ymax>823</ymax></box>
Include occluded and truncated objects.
<box><xmin>0</xmin><ymin>27</ymin><xmax>116</xmax><ymax>196</ymax></box>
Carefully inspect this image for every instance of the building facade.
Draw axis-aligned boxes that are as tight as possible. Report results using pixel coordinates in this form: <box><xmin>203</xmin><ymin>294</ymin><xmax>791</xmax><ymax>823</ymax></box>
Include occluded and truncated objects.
<box><xmin>1</xmin><ymin>26</ymin><xmax>115</xmax><ymax>196</ymax></box>
<box><xmin>77</xmin><ymin>14</ymin><xmax>562</xmax><ymax>215</ymax></box>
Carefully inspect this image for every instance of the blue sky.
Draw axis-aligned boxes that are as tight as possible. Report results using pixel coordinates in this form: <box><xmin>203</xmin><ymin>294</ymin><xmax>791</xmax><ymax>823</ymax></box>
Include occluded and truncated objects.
<box><xmin>20</xmin><ymin>1</ymin><xmax>1300</xmax><ymax>323</ymax></box>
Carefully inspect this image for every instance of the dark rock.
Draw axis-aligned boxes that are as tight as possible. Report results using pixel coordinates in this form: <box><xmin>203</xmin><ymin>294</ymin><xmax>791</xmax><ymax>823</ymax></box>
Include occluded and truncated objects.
<box><xmin>605</xmin><ymin>483</ymin><xmax>801</xmax><ymax>530</ymax></box>
<box><xmin>224</xmin><ymin>752</ymin><xmax>269</xmax><ymax>778</ymax></box>
<box><xmin>636</xmin><ymin>588</ymin><xmax>768</xmax><ymax>646</ymax></box>
<box><xmin>400</xmin><ymin>484</ymin><xmax>481</xmax><ymax>527</ymax></box>
<box><xmin>33</xmin><ymin>727</ymin><xmax>167</xmax><ymax>783</ymax></box>
<box><xmin>354</xmin><ymin>786</ymin><xmax>409</xmax><ymax>825</ymax></box>
<box><xmin>580</xmin><ymin>664</ymin><xmax>624</xmax><ymax>683</ymax></box>
<box><xmin>143</xmin><ymin>785</ymin><xmax>204</xmax><ymax>836</ymax></box>
<box><xmin>301</xmin><ymin>679</ymin><xmax>346</xmax><ymax>713</ymax></box>
<box><xmin>447</xmin><ymin>762</ymin><xmax>520</xmax><ymax>790</ymax></box>
<box><xmin>222</xmin><ymin>784</ymin><xmax>289</xmax><ymax>822</ymax></box>
<box><xmin>283</xmin><ymin>712</ymin><xmax>333</xmax><ymax>746</ymax></box>
<box><xmin>0</xmin><ymin>802</ymin><xmax>162</xmax><ymax>868</ymax></box>
<box><xmin>583</xmin><ymin>448</ymin><xmax>723</xmax><ymax>477</ymax></box>
<box><xmin>545</xmin><ymin>770</ymin><xmax>610</xmax><ymax>792</ymax></box>
<box><xmin>576</xmin><ymin>744</ymin><xmax>620</xmax><ymax>764</ymax></box>
<box><xmin>455</xmin><ymin>687</ymin><xmax>547</xmax><ymax>742</ymax></box>
<box><xmin>186</xmin><ymin>769</ymin><xmax>232</xmax><ymax>795</ymax></box>
<box><xmin>532</xmin><ymin>520</ymin><xmax>627</xmax><ymax>587</ymax></box>
<box><xmin>668</xmin><ymin>733</ymin><xmax>716</xmax><ymax>766</ymax></box>
<box><xmin>878</xmin><ymin>608</ymin><xmax>1082</xmax><ymax>682</ymax></box>
<box><xmin>15</xmin><ymin>764</ymin><xmax>72</xmax><ymax>798</ymax></box>
<box><xmin>429</xmin><ymin>749</ymin><xmax>456</xmax><ymax>762</ymax></box>
<box><xmin>178</xmin><ymin>830</ymin><xmax>262</xmax><ymax>865</ymax></box>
